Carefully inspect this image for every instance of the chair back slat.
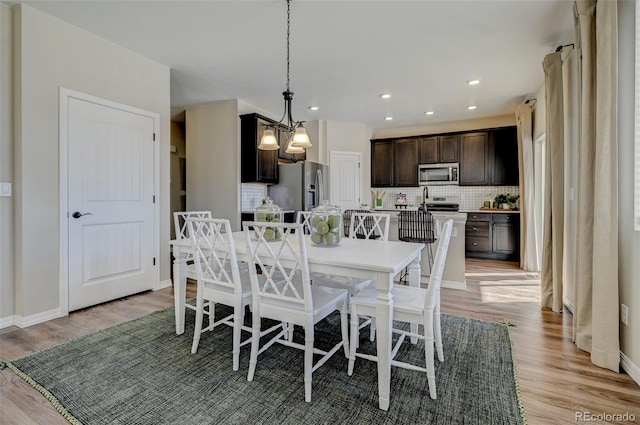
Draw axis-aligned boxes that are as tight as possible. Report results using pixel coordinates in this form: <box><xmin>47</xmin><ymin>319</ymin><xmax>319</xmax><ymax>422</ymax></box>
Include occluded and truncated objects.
<box><xmin>348</xmin><ymin>212</ymin><xmax>391</xmax><ymax>241</ymax></box>
<box><xmin>398</xmin><ymin>210</ymin><xmax>435</xmax><ymax>243</ymax></box>
<box><xmin>174</xmin><ymin>211</ymin><xmax>212</xmax><ymax>262</ymax></box>
<box><xmin>186</xmin><ymin>218</ymin><xmax>241</xmax><ymax>292</ymax></box>
<box><xmin>296</xmin><ymin>211</ymin><xmax>313</xmax><ymax>235</ymax></box>
<box><xmin>424</xmin><ymin>219</ymin><xmax>453</xmax><ymax>309</ymax></box>
<box><xmin>244</xmin><ymin>222</ymin><xmax>312</xmax><ymax>309</ymax></box>
<box><xmin>342</xmin><ymin>209</ymin><xmax>371</xmax><ymax>237</ymax></box>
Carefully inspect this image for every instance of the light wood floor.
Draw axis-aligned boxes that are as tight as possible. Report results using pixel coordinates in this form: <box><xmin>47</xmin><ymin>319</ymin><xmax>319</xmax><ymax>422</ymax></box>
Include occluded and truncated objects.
<box><xmin>1</xmin><ymin>259</ymin><xmax>638</xmax><ymax>424</ymax></box>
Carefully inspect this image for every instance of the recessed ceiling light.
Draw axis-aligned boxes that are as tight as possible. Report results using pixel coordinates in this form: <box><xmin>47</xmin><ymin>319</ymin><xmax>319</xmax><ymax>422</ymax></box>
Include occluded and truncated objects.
<box><xmin>308</xmin><ymin>106</ymin><xmax>319</xmax><ymax>111</ymax></box>
<box><xmin>425</xmin><ymin>111</ymin><xmax>434</xmax><ymax>115</ymax></box>
<box><xmin>384</xmin><ymin>116</ymin><xmax>393</xmax><ymax>121</ymax></box>
<box><xmin>467</xmin><ymin>79</ymin><xmax>480</xmax><ymax>86</ymax></box>
<box><xmin>467</xmin><ymin>105</ymin><xmax>477</xmax><ymax>110</ymax></box>
<box><xmin>380</xmin><ymin>93</ymin><xmax>392</xmax><ymax>99</ymax></box>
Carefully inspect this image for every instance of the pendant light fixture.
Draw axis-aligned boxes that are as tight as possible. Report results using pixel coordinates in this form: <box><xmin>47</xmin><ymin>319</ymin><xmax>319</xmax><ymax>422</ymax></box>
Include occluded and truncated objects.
<box><xmin>258</xmin><ymin>0</ymin><xmax>312</xmax><ymax>151</ymax></box>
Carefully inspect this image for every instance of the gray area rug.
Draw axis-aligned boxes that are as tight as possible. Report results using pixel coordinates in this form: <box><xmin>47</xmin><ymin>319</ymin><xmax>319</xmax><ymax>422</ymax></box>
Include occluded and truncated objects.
<box><xmin>2</xmin><ymin>306</ymin><xmax>525</xmax><ymax>425</ymax></box>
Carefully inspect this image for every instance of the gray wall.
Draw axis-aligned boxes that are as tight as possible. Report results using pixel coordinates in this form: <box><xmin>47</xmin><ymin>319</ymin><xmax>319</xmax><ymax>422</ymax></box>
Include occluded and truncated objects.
<box><xmin>617</xmin><ymin>0</ymin><xmax>639</xmax><ymax>377</ymax></box>
<box><xmin>0</xmin><ymin>4</ymin><xmax>15</xmax><ymax>321</ymax></box>
<box><xmin>2</xmin><ymin>4</ymin><xmax>170</xmax><ymax>322</ymax></box>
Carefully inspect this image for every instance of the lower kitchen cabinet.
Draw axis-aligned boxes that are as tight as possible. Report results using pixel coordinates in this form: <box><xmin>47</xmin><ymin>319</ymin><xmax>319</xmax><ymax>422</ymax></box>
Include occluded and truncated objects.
<box><xmin>465</xmin><ymin>212</ymin><xmax>520</xmax><ymax>261</ymax></box>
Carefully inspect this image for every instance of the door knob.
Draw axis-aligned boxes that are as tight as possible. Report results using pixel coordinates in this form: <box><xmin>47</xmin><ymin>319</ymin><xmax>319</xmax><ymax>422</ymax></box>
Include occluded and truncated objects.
<box><xmin>72</xmin><ymin>211</ymin><xmax>92</xmax><ymax>219</ymax></box>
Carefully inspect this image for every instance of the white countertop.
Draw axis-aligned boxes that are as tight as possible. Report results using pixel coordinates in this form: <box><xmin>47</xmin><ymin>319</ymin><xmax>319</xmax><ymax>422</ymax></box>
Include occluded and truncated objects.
<box><xmin>241</xmin><ymin>210</ymin><xmax>295</xmax><ymax>214</ymax></box>
<box><xmin>462</xmin><ymin>209</ymin><xmax>520</xmax><ymax>214</ymax></box>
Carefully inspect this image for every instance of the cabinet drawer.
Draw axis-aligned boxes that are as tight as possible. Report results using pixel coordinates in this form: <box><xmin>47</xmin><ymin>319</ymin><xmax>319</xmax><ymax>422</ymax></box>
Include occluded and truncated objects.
<box><xmin>466</xmin><ymin>221</ymin><xmax>490</xmax><ymax>237</ymax></box>
<box><xmin>492</xmin><ymin>213</ymin><xmax>517</xmax><ymax>223</ymax></box>
<box><xmin>467</xmin><ymin>213</ymin><xmax>491</xmax><ymax>222</ymax></box>
<box><xmin>466</xmin><ymin>236</ymin><xmax>490</xmax><ymax>252</ymax></box>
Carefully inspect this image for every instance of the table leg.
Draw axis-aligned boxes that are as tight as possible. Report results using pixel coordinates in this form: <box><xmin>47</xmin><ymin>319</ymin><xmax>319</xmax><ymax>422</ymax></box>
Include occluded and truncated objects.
<box><xmin>173</xmin><ymin>249</ymin><xmax>187</xmax><ymax>335</ymax></box>
<box><xmin>375</xmin><ymin>272</ymin><xmax>394</xmax><ymax>411</ymax></box>
<box><xmin>408</xmin><ymin>252</ymin><xmax>422</xmax><ymax>344</ymax></box>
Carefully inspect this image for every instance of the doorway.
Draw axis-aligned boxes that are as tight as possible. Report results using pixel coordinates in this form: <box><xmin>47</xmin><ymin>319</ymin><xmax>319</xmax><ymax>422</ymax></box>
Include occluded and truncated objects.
<box><xmin>330</xmin><ymin>151</ymin><xmax>362</xmax><ymax>210</ymax></box>
<box><xmin>60</xmin><ymin>89</ymin><xmax>159</xmax><ymax>313</ymax></box>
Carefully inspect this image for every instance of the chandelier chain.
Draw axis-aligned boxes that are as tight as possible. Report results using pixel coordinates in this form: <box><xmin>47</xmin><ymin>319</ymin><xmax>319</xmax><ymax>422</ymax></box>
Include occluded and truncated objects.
<box><xmin>286</xmin><ymin>0</ymin><xmax>291</xmax><ymax>92</ymax></box>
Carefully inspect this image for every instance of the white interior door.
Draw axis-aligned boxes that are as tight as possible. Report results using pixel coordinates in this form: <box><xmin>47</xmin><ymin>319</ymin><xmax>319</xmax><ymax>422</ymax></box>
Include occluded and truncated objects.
<box><xmin>67</xmin><ymin>97</ymin><xmax>156</xmax><ymax>311</ymax></box>
<box><xmin>330</xmin><ymin>151</ymin><xmax>361</xmax><ymax>210</ymax></box>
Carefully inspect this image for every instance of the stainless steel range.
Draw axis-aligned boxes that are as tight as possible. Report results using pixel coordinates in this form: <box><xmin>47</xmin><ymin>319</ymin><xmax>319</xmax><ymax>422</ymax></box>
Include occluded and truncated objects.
<box><xmin>423</xmin><ymin>196</ymin><xmax>460</xmax><ymax>212</ymax></box>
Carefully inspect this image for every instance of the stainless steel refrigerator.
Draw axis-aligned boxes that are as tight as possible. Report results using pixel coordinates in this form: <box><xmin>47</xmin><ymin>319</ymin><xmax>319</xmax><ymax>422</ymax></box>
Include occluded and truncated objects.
<box><xmin>267</xmin><ymin>161</ymin><xmax>329</xmax><ymax>212</ymax></box>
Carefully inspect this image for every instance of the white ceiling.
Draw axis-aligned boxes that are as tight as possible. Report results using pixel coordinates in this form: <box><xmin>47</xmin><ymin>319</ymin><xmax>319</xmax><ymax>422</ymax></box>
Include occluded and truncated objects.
<box><xmin>16</xmin><ymin>0</ymin><xmax>574</xmax><ymax>131</ymax></box>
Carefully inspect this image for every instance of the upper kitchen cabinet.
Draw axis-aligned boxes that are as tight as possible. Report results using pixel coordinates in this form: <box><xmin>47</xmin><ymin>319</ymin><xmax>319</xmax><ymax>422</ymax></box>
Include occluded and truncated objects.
<box><xmin>394</xmin><ymin>138</ymin><xmax>419</xmax><ymax>186</ymax></box>
<box><xmin>489</xmin><ymin>126</ymin><xmax>519</xmax><ymax>186</ymax></box>
<box><xmin>371</xmin><ymin>138</ymin><xmax>419</xmax><ymax>187</ymax></box>
<box><xmin>419</xmin><ymin>135</ymin><xmax>459</xmax><ymax>164</ymax></box>
<box><xmin>371</xmin><ymin>140</ymin><xmax>394</xmax><ymax>187</ymax></box>
<box><xmin>459</xmin><ymin>132</ymin><xmax>490</xmax><ymax>185</ymax></box>
<box><xmin>240</xmin><ymin>113</ymin><xmax>278</xmax><ymax>184</ymax></box>
<box><xmin>459</xmin><ymin>127</ymin><xmax>519</xmax><ymax>186</ymax></box>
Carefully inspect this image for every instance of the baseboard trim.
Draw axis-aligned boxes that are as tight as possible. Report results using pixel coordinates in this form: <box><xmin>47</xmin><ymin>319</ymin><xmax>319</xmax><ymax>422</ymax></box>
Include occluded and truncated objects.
<box><xmin>156</xmin><ymin>279</ymin><xmax>172</xmax><ymax>291</ymax></box>
<box><xmin>0</xmin><ymin>315</ymin><xmax>16</xmax><ymax>329</ymax></box>
<box><xmin>420</xmin><ymin>275</ymin><xmax>466</xmax><ymax>290</ymax></box>
<box><xmin>621</xmin><ymin>351</ymin><xmax>640</xmax><ymax>387</ymax></box>
<box><xmin>13</xmin><ymin>308</ymin><xmax>63</xmax><ymax>329</ymax></box>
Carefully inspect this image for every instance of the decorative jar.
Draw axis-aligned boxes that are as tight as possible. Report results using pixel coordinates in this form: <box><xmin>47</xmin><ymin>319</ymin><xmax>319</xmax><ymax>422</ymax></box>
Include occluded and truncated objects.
<box><xmin>309</xmin><ymin>201</ymin><xmax>341</xmax><ymax>247</ymax></box>
<box><xmin>254</xmin><ymin>197</ymin><xmax>283</xmax><ymax>241</ymax></box>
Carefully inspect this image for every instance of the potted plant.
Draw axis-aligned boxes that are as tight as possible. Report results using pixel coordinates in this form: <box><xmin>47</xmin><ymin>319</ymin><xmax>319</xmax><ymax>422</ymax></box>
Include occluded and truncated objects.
<box><xmin>494</xmin><ymin>194</ymin><xmax>508</xmax><ymax>209</ymax></box>
<box><xmin>507</xmin><ymin>194</ymin><xmax>520</xmax><ymax>210</ymax></box>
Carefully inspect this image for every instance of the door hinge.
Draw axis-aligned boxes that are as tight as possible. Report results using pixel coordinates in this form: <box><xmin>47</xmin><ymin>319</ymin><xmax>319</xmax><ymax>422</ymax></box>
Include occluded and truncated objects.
<box><xmin>153</xmin><ymin>133</ymin><xmax>156</xmax><ymax>141</ymax></box>
<box><xmin>153</xmin><ymin>195</ymin><xmax>156</xmax><ymax>203</ymax></box>
<box><xmin>153</xmin><ymin>257</ymin><xmax>156</xmax><ymax>266</ymax></box>
<box><xmin>358</xmin><ymin>162</ymin><xmax>361</xmax><ymax>168</ymax></box>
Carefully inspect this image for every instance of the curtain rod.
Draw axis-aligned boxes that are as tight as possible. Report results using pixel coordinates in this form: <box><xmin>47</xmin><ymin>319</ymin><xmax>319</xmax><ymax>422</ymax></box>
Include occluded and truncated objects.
<box><xmin>556</xmin><ymin>43</ymin><xmax>575</xmax><ymax>52</ymax></box>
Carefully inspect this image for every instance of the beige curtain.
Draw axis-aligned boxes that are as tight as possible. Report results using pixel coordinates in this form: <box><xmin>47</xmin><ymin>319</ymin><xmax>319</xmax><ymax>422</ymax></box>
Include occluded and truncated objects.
<box><xmin>515</xmin><ymin>104</ymin><xmax>540</xmax><ymax>272</ymax></box>
<box><xmin>573</xmin><ymin>0</ymin><xmax>619</xmax><ymax>372</ymax></box>
<box><xmin>541</xmin><ymin>52</ymin><xmax>565</xmax><ymax>313</ymax></box>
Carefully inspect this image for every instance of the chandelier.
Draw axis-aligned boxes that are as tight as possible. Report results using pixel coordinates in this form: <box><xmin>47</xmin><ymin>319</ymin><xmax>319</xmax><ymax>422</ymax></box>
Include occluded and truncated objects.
<box><xmin>258</xmin><ymin>0</ymin><xmax>312</xmax><ymax>153</ymax></box>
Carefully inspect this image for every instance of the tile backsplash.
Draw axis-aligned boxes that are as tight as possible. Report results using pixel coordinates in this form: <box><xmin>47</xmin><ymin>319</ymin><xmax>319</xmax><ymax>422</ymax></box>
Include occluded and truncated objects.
<box><xmin>370</xmin><ymin>186</ymin><xmax>520</xmax><ymax>211</ymax></box>
<box><xmin>241</xmin><ymin>183</ymin><xmax>267</xmax><ymax>211</ymax></box>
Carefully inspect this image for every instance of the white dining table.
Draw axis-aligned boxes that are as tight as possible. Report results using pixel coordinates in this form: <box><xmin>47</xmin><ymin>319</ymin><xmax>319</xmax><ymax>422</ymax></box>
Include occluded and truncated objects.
<box><xmin>170</xmin><ymin>231</ymin><xmax>424</xmax><ymax>411</ymax></box>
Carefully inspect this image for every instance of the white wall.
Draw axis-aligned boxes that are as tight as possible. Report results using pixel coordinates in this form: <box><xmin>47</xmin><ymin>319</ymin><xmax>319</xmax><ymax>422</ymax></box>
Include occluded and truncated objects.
<box><xmin>185</xmin><ymin>100</ymin><xmax>241</xmax><ymax>230</ymax></box>
<box><xmin>372</xmin><ymin>114</ymin><xmax>516</xmax><ymax>140</ymax></box>
<box><xmin>6</xmin><ymin>4</ymin><xmax>170</xmax><ymax>321</ymax></box>
<box><xmin>617</xmin><ymin>0</ymin><xmax>639</xmax><ymax>378</ymax></box>
<box><xmin>0</xmin><ymin>4</ymin><xmax>15</xmax><ymax>321</ymax></box>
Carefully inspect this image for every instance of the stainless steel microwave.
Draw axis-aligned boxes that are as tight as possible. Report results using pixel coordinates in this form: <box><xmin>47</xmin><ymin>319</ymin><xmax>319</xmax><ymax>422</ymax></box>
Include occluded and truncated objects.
<box><xmin>418</xmin><ymin>162</ymin><xmax>459</xmax><ymax>186</ymax></box>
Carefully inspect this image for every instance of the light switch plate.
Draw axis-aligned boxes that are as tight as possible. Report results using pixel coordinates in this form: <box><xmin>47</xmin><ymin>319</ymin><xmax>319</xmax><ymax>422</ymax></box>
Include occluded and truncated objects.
<box><xmin>0</xmin><ymin>182</ymin><xmax>11</xmax><ymax>197</ymax></box>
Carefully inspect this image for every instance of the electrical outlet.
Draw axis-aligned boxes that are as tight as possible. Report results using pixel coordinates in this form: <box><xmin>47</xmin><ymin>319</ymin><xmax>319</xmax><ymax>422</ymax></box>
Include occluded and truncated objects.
<box><xmin>621</xmin><ymin>304</ymin><xmax>629</xmax><ymax>326</ymax></box>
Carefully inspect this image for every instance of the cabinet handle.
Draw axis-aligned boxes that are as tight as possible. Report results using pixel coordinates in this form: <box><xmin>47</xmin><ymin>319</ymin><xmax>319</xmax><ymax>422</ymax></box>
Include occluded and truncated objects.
<box><xmin>472</xmin><ymin>242</ymin><xmax>478</xmax><ymax>246</ymax></box>
<box><xmin>472</xmin><ymin>215</ymin><xmax>478</xmax><ymax>219</ymax></box>
<box><xmin>472</xmin><ymin>227</ymin><xmax>478</xmax><ymax>231</ymax></box>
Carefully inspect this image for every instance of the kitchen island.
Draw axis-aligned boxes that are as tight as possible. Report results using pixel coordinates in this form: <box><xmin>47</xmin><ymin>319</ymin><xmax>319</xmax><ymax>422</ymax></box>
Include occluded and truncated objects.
<box><xmin>372</xmin><ymin>208</ymin><xmax>467</xmax><ymax>290</ymax></box>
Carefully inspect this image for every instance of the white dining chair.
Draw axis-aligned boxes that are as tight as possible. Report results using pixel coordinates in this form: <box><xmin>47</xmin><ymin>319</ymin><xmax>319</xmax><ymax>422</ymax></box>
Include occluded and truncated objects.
<box><xmin>347</xmin><ymin>219</ymin><xmax>454</xmax><ymax>400</ymax></box>
<box><xmin>174</xmin><ymin>211</ymin><xmax>213</xmax><ymax>320</ymax></box>
<box><xmin>348</xmin><ymin>212</ymin><xmax>391</xmax><ymax>241</ymax></box>
<box><xmin>186</xmin><ymin>217</ymin><xmax>255</xmax><ymax>371</ymax></box>
<box><xmin>244</xmin><ymin>221</ymin><xmax>350</xmax><ymax>403</ymax></box>
<box><xmin>295</xmin><ymin>210</ymin><xmax>313</xmax><ymax>235</ymax></box>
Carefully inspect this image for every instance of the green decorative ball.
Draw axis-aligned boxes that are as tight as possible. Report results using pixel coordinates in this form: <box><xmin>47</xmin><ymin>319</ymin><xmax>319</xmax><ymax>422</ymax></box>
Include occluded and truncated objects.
<box><xmin>327</xmin><ymin>215</ymin><xmax>340</xmax><ymax>230</ymax></box>
<box><xmin>315</xmin><ymin>221</ymin><xmax>329</xmax><ymax>235</ymax></box>
<box><xmin>311</xmin><ymin>232</ymin><xmax>324</xmax><ymax>245</ymax></box>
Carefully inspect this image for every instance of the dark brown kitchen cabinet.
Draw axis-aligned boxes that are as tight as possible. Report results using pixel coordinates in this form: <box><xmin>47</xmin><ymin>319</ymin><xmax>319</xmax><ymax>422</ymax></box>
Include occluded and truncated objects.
<box><xmin>371</xmin><ymin>138</ymin><xmax>419</xmax><ymax>187</ymax></box>
<box><xmin>240</xmin><ymin>113</ymin><xmax>278</xmax><ymax>184</ymax></box>
<box><xmin>465</xmin><ymin>212</ymin><xmax>519</xmax><ymax>261</ymax></box>
<box><xmin>393</xmin><ymin>138</ymin><xmax>419</xmax><ymax>186</ymax></box>
<box><xmin>371</xmin><ymin>141</ymin><xmax>394</xmax><ymax>187</ymax></box>
<box><xmin>459</xmin><ymin>132</ymin><xmax>489</xmax><ymax>185</ymax></box>
<box><xmin>489</xmin><ymin>126</ymin><xmax>519</xmax><ymax>186</ymax></box>
<box><xmin>419</xmin><ymin>135</ymin><xmax>459</xmax><ymax>164</ymax></box>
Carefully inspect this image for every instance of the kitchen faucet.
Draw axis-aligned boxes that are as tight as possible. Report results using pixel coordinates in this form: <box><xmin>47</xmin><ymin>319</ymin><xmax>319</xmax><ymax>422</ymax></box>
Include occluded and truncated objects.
<box><xmin>419</xmin><ymin>186</ymin><xmax>429</xmax><ymax>211</ymax></box>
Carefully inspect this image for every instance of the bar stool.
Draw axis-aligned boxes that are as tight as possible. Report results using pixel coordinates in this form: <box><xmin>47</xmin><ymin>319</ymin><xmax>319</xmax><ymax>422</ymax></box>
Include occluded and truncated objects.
<box><xmin>398</xmin><ymin>210</ymin><xmax>436</xmax><ymax>280</ymax></box>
